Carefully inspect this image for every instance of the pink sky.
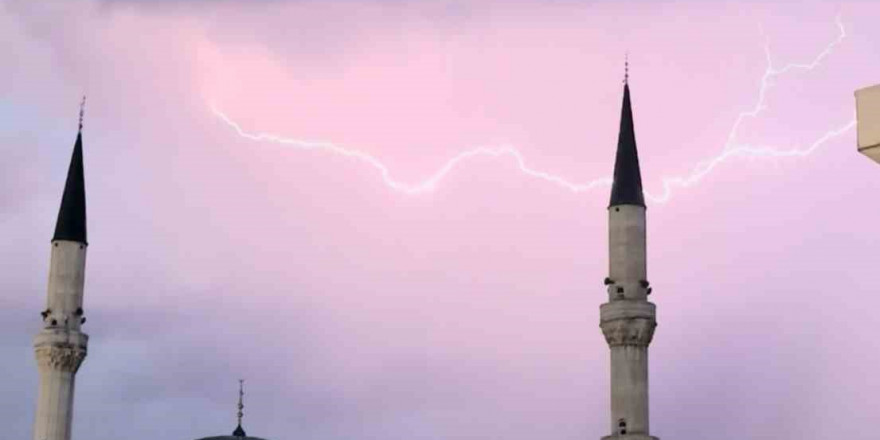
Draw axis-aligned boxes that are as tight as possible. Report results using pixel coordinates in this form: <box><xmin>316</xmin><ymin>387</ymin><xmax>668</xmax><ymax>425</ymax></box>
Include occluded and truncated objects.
<box><xmin>2</xmin><ymin>0</ymin><xmax>880</xmax><ymax>439</ymax></box>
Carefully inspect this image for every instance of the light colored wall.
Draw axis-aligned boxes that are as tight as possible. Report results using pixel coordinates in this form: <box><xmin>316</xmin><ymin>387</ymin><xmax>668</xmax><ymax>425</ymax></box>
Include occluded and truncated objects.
<box><xmin>856</xmin><ymin>84</ymin><xmax>880</xmax><ymax>163</ymax></box>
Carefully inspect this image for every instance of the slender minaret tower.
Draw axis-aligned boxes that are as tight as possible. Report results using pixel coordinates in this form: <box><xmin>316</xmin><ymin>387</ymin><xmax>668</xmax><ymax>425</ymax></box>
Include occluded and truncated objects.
<box><xmin>599</xmin><ymin>65</ymin><xmax>659</xmax><ymax>440</ymax></box>
<box><xmin>32</xmin><ymin>98</ymin><xmax>90</xmax><ymax>440</ymax></box>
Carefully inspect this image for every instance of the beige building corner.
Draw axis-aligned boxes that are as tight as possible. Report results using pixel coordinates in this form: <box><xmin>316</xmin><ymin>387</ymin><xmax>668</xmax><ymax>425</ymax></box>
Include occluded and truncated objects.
<box><xmin>857</xmin><ymin>84</ymin><xmax>880</xmax><ymax>164</ymax></box>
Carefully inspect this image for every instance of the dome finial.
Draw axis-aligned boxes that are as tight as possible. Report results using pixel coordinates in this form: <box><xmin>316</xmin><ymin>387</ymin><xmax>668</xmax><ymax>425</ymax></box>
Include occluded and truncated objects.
<box><xmin>232</xmin><ymin>379</ymin><xmax>247</xmax><ymax>437</ymax></box>
<box><xmin>237</xmin><ymin>379</ymin><xmax>244</xmax><ymax>426</ymax></box>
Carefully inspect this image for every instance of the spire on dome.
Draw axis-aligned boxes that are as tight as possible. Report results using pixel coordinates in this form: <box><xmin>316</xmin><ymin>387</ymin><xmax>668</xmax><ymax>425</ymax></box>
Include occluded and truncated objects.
<box><xmin>232</xmin><ymin>379</ymin><xmax>247</xmax><ymax>437</ymax></box>
<box><xmin>52</xmin><ymin>97</ymin><xmax>88</xmax><ymax>243</ymax></box>
<box><xmin>609</xmin><ymin>73</ymin><xmax>645</xmax><ymax>208</ymax></box>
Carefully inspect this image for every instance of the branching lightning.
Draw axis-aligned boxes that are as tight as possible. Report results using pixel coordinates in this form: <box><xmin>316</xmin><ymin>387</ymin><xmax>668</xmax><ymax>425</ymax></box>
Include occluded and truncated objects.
<box><xmin>723</xmin><ymin>14</ymin><xmax>848</xmax><ymax>155</ymax></box>
<box><xmin>213</xmin><ymin>15</ymin><xmax>854</xmax><ymax>204</ymax></box>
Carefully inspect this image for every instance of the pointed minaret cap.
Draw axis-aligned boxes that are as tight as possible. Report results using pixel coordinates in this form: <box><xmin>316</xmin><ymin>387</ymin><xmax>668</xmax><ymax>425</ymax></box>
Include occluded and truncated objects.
<box><xmin>232</xmin><ymin>379</ymin><xmax>246</xmax><ymax>437</ymax></box>
<box><xmin>609</xmin><ymin>65</ymin><xmax>645</xmax><ymax>208</ymax></box>
<box><xmin>53</xmin><ymin>97</ymin><xmax>88</xmax><ymax>244</ymax></box>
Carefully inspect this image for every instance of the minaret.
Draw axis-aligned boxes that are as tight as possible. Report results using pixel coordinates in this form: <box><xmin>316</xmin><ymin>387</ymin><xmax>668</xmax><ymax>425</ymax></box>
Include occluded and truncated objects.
<box><xmin>599</xmin><ymin>66</ymin><xmax>659</xmax><ymax>440</ymax></box>
<box><xmin>33</xmin><ymin>98</ymin><xmax>89</xmax><ymax>440</ymax></box>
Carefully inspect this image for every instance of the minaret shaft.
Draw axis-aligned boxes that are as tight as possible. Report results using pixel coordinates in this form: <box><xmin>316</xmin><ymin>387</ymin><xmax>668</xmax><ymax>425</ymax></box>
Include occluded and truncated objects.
<box><xmin>608</xmin><ymin>206</ymin><xmax>647</xmax><ymax>300</ymax></box>
<box><xmin>609</xmin><ymin>346</ymin><xmax>649</xmax><ymax>433</ymax></box>
<box><xmin>46</xmin><ymin>242</ymin><xmax>87</xmax><ymax>330</ymax></box>
<box><xmin>600</xmin><ymin>207</ymin><xmax>657</xmax><ymax>440</ymax></box>
<box><xmin>33</xmin><ymin>368</ymin><xmax>76</xmax><ymax>440</ymax></box>
<box><xmin>33</xmin><ymin>241</ymin><xmax>89</xmax><ymax>440</ymax></box>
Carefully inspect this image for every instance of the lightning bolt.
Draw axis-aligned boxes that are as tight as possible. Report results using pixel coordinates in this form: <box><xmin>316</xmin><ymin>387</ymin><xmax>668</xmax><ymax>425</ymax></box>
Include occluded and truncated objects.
<box><xmin>643</xmin><ymin>13</ymin><xmax>854</xmax><ymax>204</ymax></box>
<box><xmin>723</xmin><ymin>14</ymin><xmax>848</xmax><ymax>154</ymax></box>
<box><xmin>213</xmin><ymin>15</ymin><xmax>854</xmax><ymax>204</ymax></box>
<box><xmin>211</xmin><ymin>110</ymin><xmax>612</xmax><ymax>195</ymax></box>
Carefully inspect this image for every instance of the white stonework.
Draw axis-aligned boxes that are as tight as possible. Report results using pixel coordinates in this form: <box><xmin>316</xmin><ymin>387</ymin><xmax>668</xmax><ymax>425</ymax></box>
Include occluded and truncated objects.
<box><xmin>601</xmin><ymin>205</ymin><xmax>658</xmax><ymax>440</ymax></box>
<box><xmin>607</xmin><ymin>206</ymin><xmax>647</xmax><ymax>301</ymax></box>
<box><xmin>33</xmin><ymin>240</ymin><xmax>88</xmax><ymax>440</ymax></box>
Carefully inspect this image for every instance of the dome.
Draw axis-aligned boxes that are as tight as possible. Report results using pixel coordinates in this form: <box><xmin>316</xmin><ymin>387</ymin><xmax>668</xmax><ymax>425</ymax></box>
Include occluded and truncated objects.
<box><xmin>194</xmin><ymin>421</ymin><xmax>270</xmax><ymax>440</ymax></box>
<box><xmin>195</xmin><ymin>436</ymin><xmax>269</xmax><ymax>440</ymax></box>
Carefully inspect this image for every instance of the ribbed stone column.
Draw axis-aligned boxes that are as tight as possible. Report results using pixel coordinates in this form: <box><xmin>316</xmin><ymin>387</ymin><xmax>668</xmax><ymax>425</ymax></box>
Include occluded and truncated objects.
<box><xmin>33</xmin><ymin>331</ymin><xmax>88</xmax><ymax>440</ymax></box>
<box><xmin>599</xmin><ymin>301</ymin><xmax>656</xmax><ymax>440</ymax></box>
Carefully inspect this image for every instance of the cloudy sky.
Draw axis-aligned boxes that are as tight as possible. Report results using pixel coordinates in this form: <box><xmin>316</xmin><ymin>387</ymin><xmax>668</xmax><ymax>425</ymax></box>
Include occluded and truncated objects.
<box><xmin>2</xmin><ymin>0</ymin><xmax>880</xmax><ymax>439</ymax></box>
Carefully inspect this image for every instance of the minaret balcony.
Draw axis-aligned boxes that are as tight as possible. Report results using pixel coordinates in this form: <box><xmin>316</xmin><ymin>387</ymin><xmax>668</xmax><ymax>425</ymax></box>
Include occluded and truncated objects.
<box><xmin>599</xmin><ymin>300</ymin><xmax>657</xmax><ymax>348</ymax></box>
<box><xmin>33</xmin><ymin>328</ymin><xmax>88</xmax><ymax>373</ymax></box>
<box><xmin>857</xmin><ymin>84</ymin><xmax>880</xmax><ymax>164</ymax></box>
<box><xmin>33</xmin><ymin>328</ymin><xmax>89</xmax><ymax>352</ymax></box>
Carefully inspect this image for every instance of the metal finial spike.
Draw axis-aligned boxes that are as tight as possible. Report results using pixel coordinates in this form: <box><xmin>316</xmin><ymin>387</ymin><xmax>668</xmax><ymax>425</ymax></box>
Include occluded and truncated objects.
<box><xmin>232</xmin><ymin>379</ymin><xmax>247</xmax><ymax>437</ymax></box>
<box><xmin>624</xmin><ymin>53</ymin><xmax>629</xmax><ymax>85</ymax></box>
<box><xmin>237</xmin><ymin>379</ymin><xmax>244</xmax><ymax>426</ymax></box>
<box><xmin>78</xmin><ymin>96</ymin><xmax>86</xmax><ymax>132</ymax></box>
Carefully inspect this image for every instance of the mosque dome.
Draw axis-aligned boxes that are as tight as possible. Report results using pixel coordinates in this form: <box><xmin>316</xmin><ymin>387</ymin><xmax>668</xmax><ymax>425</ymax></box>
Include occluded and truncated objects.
<box><xmin>194</xmin><ymin>420</ymin><xmax>271</xmax><ymax>440</ymax></box>
<box><xmin>195</xmin><ymin>436</ymin><xmax>268</xmax><ymax>440</ymax></box>
<box><xmin>196</xmin><ymin>436</ymin><xmax>268</xmax><ymax>440</ymax></box>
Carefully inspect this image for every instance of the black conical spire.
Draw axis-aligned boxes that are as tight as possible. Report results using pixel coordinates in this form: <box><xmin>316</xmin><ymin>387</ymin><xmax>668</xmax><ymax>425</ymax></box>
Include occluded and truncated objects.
<box><xmin>53</xmin><ymin>99</ymin><xmax>87</xmax><ymax>244</ymax></box>
<box><xmin>609</xmin><ymin>80</ymin><xmax>645</xmax><ymax>208</ymax></box>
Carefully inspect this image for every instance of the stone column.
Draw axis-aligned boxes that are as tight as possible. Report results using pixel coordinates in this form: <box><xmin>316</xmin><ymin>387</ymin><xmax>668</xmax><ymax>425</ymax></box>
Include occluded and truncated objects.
<box><xmin>33</xmin><ymin>331</ymin><xmax>88</xmax><ymax>440</ymax></box>
<box><xmin>33</xmin><ymin>240</ymin><xmax>88</xmax><ymax>440</ymax></box>
<box><xmin>599</xmin><ymin>301</ymin><xmax>657</xmax><ymax>440</ymax></box>
<box><xmin>602</xmin><ymin>204</ymin><xmax>658</xmax><ymax>440</ymax></box>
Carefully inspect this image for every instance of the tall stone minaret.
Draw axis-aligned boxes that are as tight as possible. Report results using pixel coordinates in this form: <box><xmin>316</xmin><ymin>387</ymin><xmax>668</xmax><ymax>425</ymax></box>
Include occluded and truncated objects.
<box><xmin>599</xmin><ymin>76</ymin><xmax>659</xmax><ymax>440</ymax></box>
<box><xmin>33</xmin><ymin>102</ymin><xmax>89</xmax><ymax>440</ymax></box>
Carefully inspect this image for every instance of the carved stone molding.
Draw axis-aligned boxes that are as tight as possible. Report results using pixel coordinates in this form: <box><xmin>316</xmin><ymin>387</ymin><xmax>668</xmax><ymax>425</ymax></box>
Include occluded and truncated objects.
<box><xmin>35</xmin><ymin>344</ymin><xmax>87</xmax><ymax>373</ymax></box>
<box><xmin>600</xmin><ymin>318</ymin><xmax>656</xmax><ymax>347</ymax></box>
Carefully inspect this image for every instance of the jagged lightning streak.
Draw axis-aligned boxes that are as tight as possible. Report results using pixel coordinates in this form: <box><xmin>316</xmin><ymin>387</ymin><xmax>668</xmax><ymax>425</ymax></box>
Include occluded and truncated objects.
<box><xmin>649</xmin><ymin>118</ymin><xmax>856</xmax><ymax>203</ymax></box>
<box><xmin>723</xmin><ymin>14</ymin><xmax>847</xmax><ymax>154</ymax></box>
<box><xmin>212</xmin><ymin>110</ymin><xmax>612</xmax><ymax>195</ymax></box>
<box><xmin>213</xmin><ymin>15</ymin><xmax>854</xmax><ymax>203</ymax></box>
<box><xmin>646</xmin><ymin>13</ymin><xmax>854</xmax><ymax>204</ymax></box>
